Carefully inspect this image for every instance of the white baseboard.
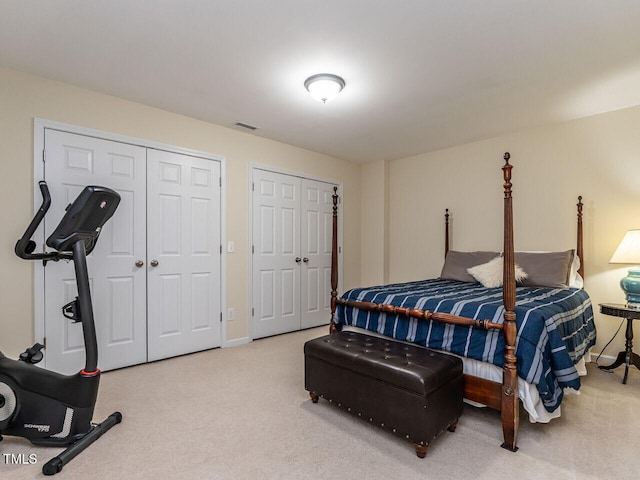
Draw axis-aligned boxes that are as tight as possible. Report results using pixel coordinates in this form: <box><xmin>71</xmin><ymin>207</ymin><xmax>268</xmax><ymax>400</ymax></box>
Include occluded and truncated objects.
<box><xmin>224</xmin><ymin>336</ymin><xmax>252</xmax><ymax>348</ymax></box>
<box><xmin>590</xmin><ymin>353</ymin><xmax>616</xmax><ymax>366</ymax></box>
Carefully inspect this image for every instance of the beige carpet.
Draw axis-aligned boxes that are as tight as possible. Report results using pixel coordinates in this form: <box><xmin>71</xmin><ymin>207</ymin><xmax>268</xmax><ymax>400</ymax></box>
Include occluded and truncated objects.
<box><xmin>2</xmin><ymin>326</ymin><xmax>639</xmax><ymax>479</ymax></box>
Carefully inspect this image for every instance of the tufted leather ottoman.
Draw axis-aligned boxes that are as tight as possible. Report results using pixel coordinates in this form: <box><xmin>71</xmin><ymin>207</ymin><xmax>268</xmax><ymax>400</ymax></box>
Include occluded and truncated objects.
<box><xmin>304</xmin><ymin>331</ymin><xmax>463</xmax><ymax>457</ymax></box>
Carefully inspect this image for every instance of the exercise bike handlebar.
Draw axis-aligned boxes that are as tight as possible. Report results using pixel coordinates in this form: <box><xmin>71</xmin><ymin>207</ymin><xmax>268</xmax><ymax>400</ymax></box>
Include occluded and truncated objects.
<box><xmin>15</xmin><ymin>181</ymin><xmax>69</xmax><ymax>261</ymax></box>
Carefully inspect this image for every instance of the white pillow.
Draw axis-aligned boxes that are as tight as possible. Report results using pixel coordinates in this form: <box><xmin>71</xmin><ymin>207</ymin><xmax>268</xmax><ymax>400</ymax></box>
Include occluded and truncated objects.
<box><xmin>467</xmin><ymin>256</ymin><xmax>528</xmax><ymax>288</ymax></box>
<box><xmin>571</xmin><ymin>274</ymin><xmax>584</xmax><ymax>289</ymax></box>
<box><xmin>569</xmin><ymin>255</ymin><xmax>583</xmax><ymax>288</ymax></box>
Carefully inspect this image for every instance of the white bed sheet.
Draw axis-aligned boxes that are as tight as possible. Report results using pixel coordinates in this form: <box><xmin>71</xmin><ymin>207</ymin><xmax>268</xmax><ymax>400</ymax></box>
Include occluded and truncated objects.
<box><xmin>343</xmin><ymin>326</ymin><xmax>589</xmax><ymax>423</ymax></box>
<box><xmin>461</xmin><ymin>354</ymin><xmax>587</xmax><ymax>423</ymax></box>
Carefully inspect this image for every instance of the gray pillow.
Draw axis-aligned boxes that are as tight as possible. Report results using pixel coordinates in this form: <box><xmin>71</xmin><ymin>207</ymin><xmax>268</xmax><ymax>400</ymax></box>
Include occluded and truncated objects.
<box><xmin>440</xmin><ymin>251</ymin><xmax>501</xmax><ymax>283</ymax></box>
<box><xmin>514</xmin><ymin>250</ymin><xmax>575</xmax><ymax>288</ymax></box>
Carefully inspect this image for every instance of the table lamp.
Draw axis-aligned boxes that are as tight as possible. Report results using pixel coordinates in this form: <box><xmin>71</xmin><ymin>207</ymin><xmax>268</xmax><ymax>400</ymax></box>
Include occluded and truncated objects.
<box><xmin>610</xmin><ymin>229</ymin><xmax>640</xmax><ymax>309</ymax></box>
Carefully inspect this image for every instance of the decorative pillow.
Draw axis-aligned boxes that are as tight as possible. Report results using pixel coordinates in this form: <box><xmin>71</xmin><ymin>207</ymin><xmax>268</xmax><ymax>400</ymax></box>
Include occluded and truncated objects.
<box><xmin>440</xmin><ymin>251</ymin><xmax>501</xmax><ymax>283</ymax></box>
<box><xmin>467</xmin><ymin>256</ymin><xmax>528</xmax><ymax>288</ymax></box>
<box><xmin>514</xmin><ymin>250</ymin><xmax>575</xmax><ymax>288</ymax></box>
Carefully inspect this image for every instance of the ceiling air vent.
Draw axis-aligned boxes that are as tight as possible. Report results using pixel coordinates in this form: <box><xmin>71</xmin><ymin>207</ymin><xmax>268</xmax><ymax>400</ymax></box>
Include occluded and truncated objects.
<box><xmin>234</xmin><ymin>122</ymin><xmax>259</xmax><ymax>131</ymax></box>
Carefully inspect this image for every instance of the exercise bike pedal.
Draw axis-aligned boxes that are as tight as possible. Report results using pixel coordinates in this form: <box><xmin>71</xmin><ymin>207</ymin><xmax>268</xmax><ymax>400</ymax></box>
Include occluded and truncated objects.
<box><xmin>19</xmin><ymin>343</ymin><xmax>45</xmax><ymax>364</ymax></box>
<box><xmin>62</xmin><ymin>298</ymin><xmax>81</xmax><ymax>323</ymax></box>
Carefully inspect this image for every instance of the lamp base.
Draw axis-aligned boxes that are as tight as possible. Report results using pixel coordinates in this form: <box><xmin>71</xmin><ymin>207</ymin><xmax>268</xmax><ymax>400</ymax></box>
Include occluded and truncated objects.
<box><xmin>621</xmin><ymin>268</ymin><xmax>640</xmax><ymax>306</ymax></box>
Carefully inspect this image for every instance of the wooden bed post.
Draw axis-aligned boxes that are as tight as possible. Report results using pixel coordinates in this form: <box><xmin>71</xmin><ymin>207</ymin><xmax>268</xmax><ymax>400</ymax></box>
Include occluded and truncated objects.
<box><xmin>445</xmin><ymin>208</ymin><xmax>450</xmax><ymax>257</ymax></box>
<box><xmin>329</xmin><ymin>186</ymin><xmax>339</xmax><ymax>334</ymax></box>
<box><xmin>501</xmin><ymin>152</ymin><xmax>519</xmax><ymax>452</ymax></box>
<box><xmin>577</xmin><ymin>196</ymin><xmax>584</xmax><ymax>278</ymax></box>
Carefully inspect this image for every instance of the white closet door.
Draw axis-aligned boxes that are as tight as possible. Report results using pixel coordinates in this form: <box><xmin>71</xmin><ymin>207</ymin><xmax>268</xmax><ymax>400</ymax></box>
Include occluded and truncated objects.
<box><xmin>252</xmin><ymin>169</ymin><xmax>301</xmax><ymax>339</ymax></box>
<box><xmin>43</xmin><ymin>129</ymin><xmax>147</xmax><ymax>374</ymax></box>
<box><xmin>300</xmin><ymin>179</ymin><xmax>334</xmax><ymax>329</ymax></box>
<box><xmin>147</xmin><ymin>149</ymin><xmax>222</xmax><ymax>362</ymax></box>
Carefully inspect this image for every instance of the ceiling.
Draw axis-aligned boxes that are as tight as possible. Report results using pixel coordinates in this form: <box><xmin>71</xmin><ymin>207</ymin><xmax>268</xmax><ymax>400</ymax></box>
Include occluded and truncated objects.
<box><xmin>2</xmin><ymin>1</ymin><xmax>640</xmax><ymax>164</ymax></box>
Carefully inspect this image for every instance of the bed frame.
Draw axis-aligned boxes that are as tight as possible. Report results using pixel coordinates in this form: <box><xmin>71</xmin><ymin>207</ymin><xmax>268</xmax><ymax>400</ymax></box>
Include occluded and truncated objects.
<box><xmin>327</xmin><ymin>153</ymin><xmax>584</xmax><ymax>451</ymax></box>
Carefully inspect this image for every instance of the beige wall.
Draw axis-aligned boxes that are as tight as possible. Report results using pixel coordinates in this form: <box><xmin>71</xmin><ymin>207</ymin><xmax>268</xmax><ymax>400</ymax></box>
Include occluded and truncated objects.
<box><xmin>3</xmin><ymin>65</ymin><xmax>639</xmax><ymax>362</ymax></box>
<box><xmin>360</xmin><ymin>160</ymin><xmax>389</xmax><ymax>286</ymax></box>
<box><xmin>384</xmin><ymin>105</ymin><xmax>640</xmax><ymax>356</ymax></box>
<box><xmin>0</xmin><ymin>67</ymin><xmax>361</xmax><ymax>358</ymax></box>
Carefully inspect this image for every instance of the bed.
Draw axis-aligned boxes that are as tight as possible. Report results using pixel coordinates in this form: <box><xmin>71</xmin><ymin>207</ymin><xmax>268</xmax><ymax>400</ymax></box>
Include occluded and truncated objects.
<box><xmin>326</xmin><ymin>153</ymin><xmax>596</xmax><ymax>451</ymax></box>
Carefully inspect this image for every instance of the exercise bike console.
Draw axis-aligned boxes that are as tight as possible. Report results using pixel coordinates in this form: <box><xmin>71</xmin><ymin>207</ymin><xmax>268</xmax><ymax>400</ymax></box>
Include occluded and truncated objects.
<box><xmin>1</xmin><ymin>181</ymin><xmax>123</xmax><ymax>475</ymax></box>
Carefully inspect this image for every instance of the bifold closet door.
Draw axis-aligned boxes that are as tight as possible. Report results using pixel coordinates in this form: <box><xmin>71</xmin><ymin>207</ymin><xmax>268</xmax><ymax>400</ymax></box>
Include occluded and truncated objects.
<box><xmin>252</xmin><ymin>169</ymin><xmax>335</xmax><ymax>339</ymax></box>
<box><xmin>42</xmin><ymin>129</ymin><xmax>148</xmax><ymax>375</ymax></box>
<box><xmin>146</xmin><ymin>149</ymin><xmax>222</xmax><ymax>362</ymax></box>
<box><xmin>42</xmin><ymin>130</ymin><xmax>223</xmax><ymax>374</ymax></box>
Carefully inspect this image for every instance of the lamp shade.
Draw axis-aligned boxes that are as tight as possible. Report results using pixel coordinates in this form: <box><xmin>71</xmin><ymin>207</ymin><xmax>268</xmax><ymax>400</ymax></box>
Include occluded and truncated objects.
<box><xmin>610</xmin><ymin>230</ymin><xmax>640</xmax><ymax>264</ymax></box>
<box><xmin>611</xmin><ymin>229</ymin><xmax>640</xmax><ymax>307</ymax></box>
<box><xmin>304</xmin><ymin>74</ymin><xmax>345</xmax><ymax>103</ymax></box>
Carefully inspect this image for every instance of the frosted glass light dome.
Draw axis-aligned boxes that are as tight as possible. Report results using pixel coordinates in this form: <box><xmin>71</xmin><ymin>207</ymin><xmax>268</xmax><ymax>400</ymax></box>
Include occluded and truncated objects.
<box><xmin>304</xmin><ymin>74</ymin><xmax>345</xmax><ymax>103</ymax></box>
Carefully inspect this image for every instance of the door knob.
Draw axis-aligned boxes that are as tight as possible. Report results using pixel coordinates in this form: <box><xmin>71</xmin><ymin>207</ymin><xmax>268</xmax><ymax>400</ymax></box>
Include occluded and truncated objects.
<box><xmin>303</xmin><ymin>257</ymin><xmax>309</xmax><ymax>263</ymax></box>
<box><xmin>135</xmin><ymin>260</ymin><xmax>144</xmax><ymax>267</ymax></box>
<box><xmin>150</xmin><ymin>259</ymin><xmax>159</xmax><ymax>267</ymax></box>
<box><xmin>295</xmin><ymin>257</ymin><xmax>301</xmax><ymax>263</ymax></box>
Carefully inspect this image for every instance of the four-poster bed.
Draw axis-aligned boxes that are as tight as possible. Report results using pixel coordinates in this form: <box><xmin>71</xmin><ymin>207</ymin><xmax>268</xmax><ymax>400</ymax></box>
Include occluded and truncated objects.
<box><xmin>326</xmin><ymin>153</ymin><xmax>596</xmax><ymax>451</ymax></box>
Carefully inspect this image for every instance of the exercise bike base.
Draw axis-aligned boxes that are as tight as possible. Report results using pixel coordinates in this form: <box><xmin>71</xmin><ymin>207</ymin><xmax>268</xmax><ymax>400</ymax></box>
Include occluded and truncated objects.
<box><xmin>42</xmin><ymin>411</ymin><xmax>122</xmax><ymax>476</ymax></box>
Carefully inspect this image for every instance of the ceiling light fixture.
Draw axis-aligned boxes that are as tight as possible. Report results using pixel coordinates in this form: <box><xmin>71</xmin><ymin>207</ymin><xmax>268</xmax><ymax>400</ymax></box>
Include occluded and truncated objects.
<box><xmin>304</xmin><ymin>73</ymin><xmax>345</xmax><ymax>103</ymax></box>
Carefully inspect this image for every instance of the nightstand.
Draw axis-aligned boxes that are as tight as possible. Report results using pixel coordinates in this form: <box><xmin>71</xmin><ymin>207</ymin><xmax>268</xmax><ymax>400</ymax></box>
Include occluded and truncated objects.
<box><xmin>598</xmin><ymin>303</ymin><xmax>640</xmax><ymax>384</ymax></box>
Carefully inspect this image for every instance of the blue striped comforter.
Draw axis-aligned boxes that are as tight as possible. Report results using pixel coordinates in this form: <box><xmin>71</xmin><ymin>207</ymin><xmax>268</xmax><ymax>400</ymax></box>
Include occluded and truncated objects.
<box><xmin>335</xmin><ymin>279</ymin><xmax>596</xmax><ymax>413</ymax></box>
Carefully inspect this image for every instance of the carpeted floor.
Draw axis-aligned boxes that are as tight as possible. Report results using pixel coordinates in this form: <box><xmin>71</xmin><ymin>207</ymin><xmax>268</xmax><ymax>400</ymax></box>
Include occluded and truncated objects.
<box><xmin>2</xmin><ymin>326</ymin><xmax>639</xmax><ymax>479</ymax></box>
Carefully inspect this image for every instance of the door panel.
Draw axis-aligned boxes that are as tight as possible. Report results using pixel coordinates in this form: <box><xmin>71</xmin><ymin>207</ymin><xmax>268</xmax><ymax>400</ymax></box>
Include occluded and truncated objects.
<box><xmin>43</xmin><ymin>129</ymin><xmax>147</xmax><ymax>374</ymax></box>
<box><xmin>147</xmin><ymin>149</ymin><xmax>222</xmax><ymax>362</ymax></box>
<box><xmin>252</xmin><ymin>170</ymin><xmax>301</xmax><ymax>338</ymax></box>
<box><xmin>300</xmin><ymin>180</ymin><xmax>334</xmax><ymax>329</ymax></box>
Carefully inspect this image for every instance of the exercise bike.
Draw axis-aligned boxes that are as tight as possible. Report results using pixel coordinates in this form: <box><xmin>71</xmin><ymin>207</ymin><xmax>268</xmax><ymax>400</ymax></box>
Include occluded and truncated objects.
<box><xmin>0</xmin><ymin>181</ymin><xmax>122</xmax><ymax>475</ymax></box>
